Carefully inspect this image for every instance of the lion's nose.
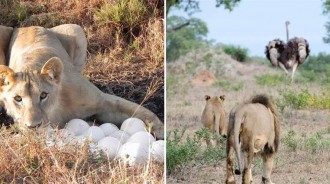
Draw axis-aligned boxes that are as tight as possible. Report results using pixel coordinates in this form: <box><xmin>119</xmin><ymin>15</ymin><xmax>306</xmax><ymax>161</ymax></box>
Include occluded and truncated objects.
<box><xmin>222</xmin><ymin>134</ymin><xmax>227</xmax><ymax>139</ymax></box>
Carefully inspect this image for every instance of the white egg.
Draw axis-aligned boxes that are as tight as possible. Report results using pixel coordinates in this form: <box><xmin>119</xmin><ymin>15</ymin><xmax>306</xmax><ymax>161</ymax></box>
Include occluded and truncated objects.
<box><xmin>99</xmin><ymin>123</ymin><xmax>119</xmax><ymax>136</ymax></box>
<box><xmin>82</xmin><ymin>126</ymin><xmax>105</xmax><ymax>142</ymax></box>
<box><xmin>97</xmin><ymin>137</ymin><xmax>122</xmax><ymax>159</ymax></box>
<box><xmin>109</xmin><ymin>130</ymin><xmax>130</xmax><ymax>144</ymax></box>
<box><xmin>54</xmin><ymin>129</ymin><xmax>76</xmax><ymax>146</ymax></box>
<box><xmin>150</xmin><ymin>140</ymin><xmax>165</xmax><ymax>163</ymax></box>
<box><xmin>120</xmin><ymin>118</ymin><xmax>147</xmax><ymax>135</ymax></box>
<box><xmin>127</xmin><ymin>131</ymin><xmax>155</xmax><ymax>145</ymax></box>
<box><xmin>65</xmin><ymin>119</ymin><xmax>90</xmax><ymax>136</ymax></box>
<box><xmin>118</xmin><ymin>142</ymin><xmax>150</xmax><ymax>166</ymax></box>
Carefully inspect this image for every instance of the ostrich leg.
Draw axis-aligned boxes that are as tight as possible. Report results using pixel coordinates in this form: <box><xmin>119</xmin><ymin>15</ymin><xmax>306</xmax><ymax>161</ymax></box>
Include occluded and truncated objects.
<box><xmin>291</xmin><ymin>62</ymin><xmax>298</xmax><ymax>83</ymax></box>
<box><xmin>278</xmin><ymin>62</ymin><xmax>289</xmax><ymax>75</ymax></box>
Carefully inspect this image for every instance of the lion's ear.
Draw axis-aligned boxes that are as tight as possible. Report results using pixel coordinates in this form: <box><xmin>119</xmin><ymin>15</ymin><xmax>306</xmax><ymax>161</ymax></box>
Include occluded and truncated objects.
<box><xmin>0</xmin><ymin>65</ymin><xmax>15</xmax><ymax>93</ymax></box>
<box><xmin>205</xmin><ymin>95</ymin><xmax>210</xmax><ymax>101</ymax></box>
<box><xmin>220</xmin><ymin>95</ymin><xmax>225</xmax><ymax>101</ymax></box>
<box><xmin>0</xmin><ymin>26</ymin><xmax>13</xmax><ymax>66</ymax></box>
<box><xmin>41</xmin><ymin>57</ymin><xmax>63</xmax><ymax>84</ymax></box>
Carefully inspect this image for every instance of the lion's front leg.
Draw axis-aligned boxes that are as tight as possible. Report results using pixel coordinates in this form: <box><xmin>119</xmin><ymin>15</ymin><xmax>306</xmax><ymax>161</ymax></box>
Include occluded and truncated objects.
<box><xmin>95</xmin><ymin>93</ymin><xmax>164</xmax><ymax>139</ymax></box>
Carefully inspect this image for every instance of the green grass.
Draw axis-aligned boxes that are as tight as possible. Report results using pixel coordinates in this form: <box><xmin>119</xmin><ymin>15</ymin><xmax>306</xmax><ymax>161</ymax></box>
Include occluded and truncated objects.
<box><xmin>282</xmin><ymin>129</ymin><xmax>330</xmax><ymax>153</ymax></box>
<box><xmin>282</xmin><ymin>129</ymin><xmax>298</xmax><ymax>151</ymax></box>
<box><xmin>256</xmin><ymin>74</ymin><xmax>286</xmax><ymax>86</ymax></box>
<box><xmin>213</xmin><ymin>79</ymin><xmax>243</xmax><ymax>91</ymax></box>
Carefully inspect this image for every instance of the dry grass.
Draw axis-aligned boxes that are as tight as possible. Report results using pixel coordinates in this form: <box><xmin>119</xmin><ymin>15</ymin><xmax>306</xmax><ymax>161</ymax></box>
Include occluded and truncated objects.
<box><xmin>0</xmin><ymin>0</ymin><xmax>164</xmax><ymax>182</ymax></box>
<box><xmin>0</xmin><ymin>128</ymin><xmax>164</xmax><ymax>183</ymax></box>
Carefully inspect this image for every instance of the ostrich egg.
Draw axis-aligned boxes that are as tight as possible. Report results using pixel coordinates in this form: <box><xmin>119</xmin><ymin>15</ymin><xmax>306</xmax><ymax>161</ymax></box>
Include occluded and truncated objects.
<box><xmin>97</xmin><ymin>137</ymin><xmax>122</xmax><ymax>159</ymax></box>
<box><xmin>127</xmin><ymin>131</ymin><xmax>155</xmax><ymax>145</ymax></box>
<box><xmin>118</xmin><ymin>142</ymin><xmax>150</xmax><ymax>166</ymax></box>
<box><xmin>65</xmin><ymin>119</ymin><xmax>90</xmax><ymax>136</ymax></box>
<box><xmin>150</xmin><ymin>140</ymin><xmax>165</xmax><ymax>163</ymax></box>
<box><xmin>99</xmin><ymin>123</ymin><xmax>119</xmax><ymax>136</ymax></box>
<box><xmin>120</xmin><ymin>118</ymin><xmax>147</xmax><ymax>135</ymax></box>
<box><xmin>109</xmin><ymin>130</ymin><xmax>130</xmax><ymax>144</ymax></box>
<box><xmin>83</xmin><ymin>126</ymin><xmax>105</xmax><ymax>142</ymax></box>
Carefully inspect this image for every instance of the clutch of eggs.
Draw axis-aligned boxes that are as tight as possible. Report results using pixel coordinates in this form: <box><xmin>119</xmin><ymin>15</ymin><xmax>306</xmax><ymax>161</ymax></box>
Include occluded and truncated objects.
<box><xmin>47</xmin><ymin>117</ymin><xmax>164</xmax><ymax>165</ymax></box>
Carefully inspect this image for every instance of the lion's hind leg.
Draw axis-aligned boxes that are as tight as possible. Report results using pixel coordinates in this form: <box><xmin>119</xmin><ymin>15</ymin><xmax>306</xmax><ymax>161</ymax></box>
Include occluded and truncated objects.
<box><xmin>242</xmin><ymin>143</ymin><xmax>254</xmax><ymax>184</ymax></box>
<box><xmin>226</xmin><ymin>133</ymin><xmax>236</xmax><ymax>184</ymax></box>
<box><xmin>50</xmin><ymin>24</ymin><xmax>87</xmax><ymax>72</ymax></box>
<box><xmin>261</xmin><ymin>152</ymin><xmax>275</xmax><ymax>184</ymax></box>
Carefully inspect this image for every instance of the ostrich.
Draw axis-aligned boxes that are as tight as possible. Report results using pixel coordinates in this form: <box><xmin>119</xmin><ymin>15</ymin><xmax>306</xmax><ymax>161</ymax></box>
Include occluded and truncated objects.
<box><xmin>265</xmin><ymin>37</ymin><xmax>310</xmax><ymax>82</ymax></box>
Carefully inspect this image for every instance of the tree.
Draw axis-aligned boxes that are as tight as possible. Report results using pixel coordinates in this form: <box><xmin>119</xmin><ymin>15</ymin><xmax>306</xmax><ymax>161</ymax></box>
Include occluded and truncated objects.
<box><xmin>166</xmin><ymin>16</ymin><xmax>208</xmax><ymax>61</ymax></box>
<box><xmin>322</xmin><ymin>0</ymin><xmax>330</xmax><ymax>44</ymax></box>
<box><xmin>166</xmin><ymin>0</ymin><xmax>241</xmax><ymax>16</ymax></box>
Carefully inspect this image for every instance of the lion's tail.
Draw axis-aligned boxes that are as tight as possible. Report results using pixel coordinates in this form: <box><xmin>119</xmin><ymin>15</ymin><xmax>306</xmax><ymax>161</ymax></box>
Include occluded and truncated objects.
<box><xmin>251</xmin><ymin>94</ymin><xmax>280</xmax><ymax>152</ymax></box>
<box><xmin>233</xmin><ymin>112</ymin><xmax>244</xmax><ymax>175</ymax></box>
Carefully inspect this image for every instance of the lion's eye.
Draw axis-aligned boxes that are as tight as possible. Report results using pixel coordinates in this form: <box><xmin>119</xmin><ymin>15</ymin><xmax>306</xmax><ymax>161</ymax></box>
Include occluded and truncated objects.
<box><xmin>40</xmin><ymin>92</ymin><xmax>48</xmax><ymax>100</ymax></box>
<box><xmin>14</xmin><ymin>96</ymin><xmax>22</xmax><ymax>102</ymax></box>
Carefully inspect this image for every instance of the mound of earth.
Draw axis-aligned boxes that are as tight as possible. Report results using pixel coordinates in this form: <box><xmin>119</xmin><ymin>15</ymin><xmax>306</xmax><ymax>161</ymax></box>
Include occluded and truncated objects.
<box><xmin>191</xmin><ymin>70</ymin><xmax>216</xmax><ymax>86</ymax></box>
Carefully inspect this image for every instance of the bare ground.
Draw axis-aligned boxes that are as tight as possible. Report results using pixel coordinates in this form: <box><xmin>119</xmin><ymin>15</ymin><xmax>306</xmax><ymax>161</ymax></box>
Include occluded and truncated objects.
<box><xmin>166</xmin><ymin>50</ymin><xmax>330</xmax><ymax>184</ymax></box>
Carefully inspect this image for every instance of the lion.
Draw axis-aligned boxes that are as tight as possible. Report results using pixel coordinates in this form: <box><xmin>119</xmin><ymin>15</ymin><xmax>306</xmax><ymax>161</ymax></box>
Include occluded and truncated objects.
<box><xmin>0</xmin><ymin>24</ymin><xmax>164</xmax><ymax>139</ymax></box>
<box><xmin>226</xmin><ymin>94</ymin><xmax>280</xmax><ymax>184</ymax></box>
<box><xmin>201</xmin><ymin>95</ymin><xmax>227</xmax><ymax>146</ymax></box>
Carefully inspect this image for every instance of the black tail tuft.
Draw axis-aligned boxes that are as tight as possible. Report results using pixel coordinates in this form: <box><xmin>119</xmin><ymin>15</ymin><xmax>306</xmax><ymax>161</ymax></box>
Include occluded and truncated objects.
<box><xmin>234</xmin><ymin>169</ymin><xmax>241</xmax><ymax>175</ymax></box>
<box><xmin>250</xmin><ymin>94</ymin><xmax>271</xmax><ymax>108</ymax></box>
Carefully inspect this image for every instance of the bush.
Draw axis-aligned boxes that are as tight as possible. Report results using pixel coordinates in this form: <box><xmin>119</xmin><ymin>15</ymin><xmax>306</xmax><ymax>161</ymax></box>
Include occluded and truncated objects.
<box><xmin>300</xmin><ymin>53</ymin><xmax>330</xmax><ymax>84</ymax></box>
<box><xmin>277</xmin><ymin>89</ymin><xmax>330</xmax><ymax>110</ymax></box>
<box><xmin>222</xmin><ymin>44</ymin><xmax>249</xmax><ymax>62</ymax></box>
<box><xmin>166</xmin><ymin>129</ymin><xmax>201</xmax><ymax>173</ymax></box>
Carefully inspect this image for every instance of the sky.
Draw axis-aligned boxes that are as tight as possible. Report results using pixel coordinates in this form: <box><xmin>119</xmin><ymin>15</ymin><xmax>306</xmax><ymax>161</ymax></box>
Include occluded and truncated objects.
<box><xmin>169</xmin><ymin>0</ymin><xmax>329</xmax><ymax>56</ymax></box>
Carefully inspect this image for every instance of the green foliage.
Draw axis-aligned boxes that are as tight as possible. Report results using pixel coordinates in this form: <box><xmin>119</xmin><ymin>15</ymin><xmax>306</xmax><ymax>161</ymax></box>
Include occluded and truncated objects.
<box><xmin>299</xmin><ymin>53</ymin><xmax>330</xmax><ymax>84</ymax></box>
<box><xmin>222</xmin><ymin>44</ymin><xmax>249</xmax><ymax>62</ymax></box>
<box><xmin>167</xmin><ymin>128</ymin><xmax>228</xmax><ymax>173</ymax></box>
<box><xmin>282</xmin><ymin>130</ymin><xmax>298</xmax><ymax>151</ymax></box>
<box><xmin>166</xmin><ymin>16</ymin><xmax>209</xmax><ymax>61</ymax></box>
<box><xmin>256</xmin><ymin>74</ymin><xmax>286</xmax><ymax>86</ymax></box>
<box><xmin>166</xmin><ymin>0</ymin><xmax>241</xmax><ymax>15</ymax></box>
<box><xmin>94</xmin><ymin>0</ymin><xmax>147</xmax><ymax>27</ymax></box>
<box><xmin>195</xmin><ymin>128</ymin><xmax>226</xmax><ymax>163</ymax></box>
<box><xmin>166</xmin><ymin>129</ymin><xmax>201</xmax><ymax>173</ymax></box>
<box><xmin>323</xmin><ymin>0</ymin><xmax>330</xmax><ymax>44</ymax></box>
<box><xmin>277</xmin><ymin>89</ymin><xmax>330</xmax><ymax>110</ymax></box>
<box><xmin>213</xmin><ymin>79</ymin><xmax>243</xmax><ymax>91</ymax></box>
<box><xmin>203</xmin><ymin>53</ymin><xmax>213</xmax><ymax>69</ymax></box>
<box><xmin>166</xmin><ymin>75</ymin><xmax>179</xmax><ymax>94</ymax></box>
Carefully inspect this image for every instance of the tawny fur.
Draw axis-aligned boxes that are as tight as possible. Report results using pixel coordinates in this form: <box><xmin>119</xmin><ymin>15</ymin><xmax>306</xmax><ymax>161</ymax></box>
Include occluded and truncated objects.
<box><xmin>0</xmin><ymin>24</ymin><xmax>164</xmax><ymax>139</ymax></box>
<box><xmin>226</xmin><ymin>94</ymin><xmax>280</xmax><ymax>184</ymax></box>
<box><xmin>201</xmin><ymin>95</ymin><xmax>227</xmax><ymax>146</ymax></box>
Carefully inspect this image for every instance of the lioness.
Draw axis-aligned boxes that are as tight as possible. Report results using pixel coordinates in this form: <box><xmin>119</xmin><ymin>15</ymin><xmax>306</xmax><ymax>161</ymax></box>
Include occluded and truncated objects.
<box><xmin>226</xmin><ymin>95</ymin><xmax>280</xmax><ymax>184</ymax></box>
<box><xmin>201</xmin><ymin>95</ymin><xmax>227</xmax><ymax>146</ymax></box>
<box><xmin>0</xmin><ymin>24</ymin><xmax>163</xmax><ymax>139</ymax></box>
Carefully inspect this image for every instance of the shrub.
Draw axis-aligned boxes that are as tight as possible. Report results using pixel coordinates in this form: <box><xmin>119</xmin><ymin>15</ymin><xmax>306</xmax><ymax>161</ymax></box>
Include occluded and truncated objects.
<box><xmin>222</xmin><ymin>44</ymin><xmax>249</xmax><ymax>62</ymax></box>
<box><xmin>277</xmin><ymin>89</ymin><xmax>330</xmax><ymax>110</ymax></box>
<box><xmin>166</xmin><ymin>129</ymin><xmax>201</xmax><ymax>173</ymax></box>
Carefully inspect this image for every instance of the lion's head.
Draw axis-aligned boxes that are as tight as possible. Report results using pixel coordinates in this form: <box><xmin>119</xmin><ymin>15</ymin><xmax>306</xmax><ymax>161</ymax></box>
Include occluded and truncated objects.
<box><xmin>0</xmin><ymin>57</ymin><xmax>63</xmax><ymax>130</ymax></box>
